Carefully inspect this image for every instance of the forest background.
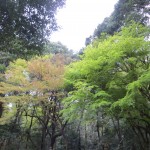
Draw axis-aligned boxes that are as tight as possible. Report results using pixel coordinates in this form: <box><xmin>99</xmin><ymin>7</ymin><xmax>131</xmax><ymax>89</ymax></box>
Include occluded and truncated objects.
<box><xmin>0</xmin><ymin>0</ymin><xmax>150</xmax><ymax>150</ymax></box>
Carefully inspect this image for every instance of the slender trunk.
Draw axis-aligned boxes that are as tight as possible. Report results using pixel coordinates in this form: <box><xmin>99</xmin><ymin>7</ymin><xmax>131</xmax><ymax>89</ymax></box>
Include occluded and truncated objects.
<box><xmin>0</xmin><ymin>101</ymin><xmax>3</xmax><ymax>118</ymax></box>
<box><xmin>112</xmin><ymin>117</ymin><xmax>123</xmax><ymax>150</ymax></box>
<box><xmin>51</xmin><ymin>111</ymin><xmax>56</xmax><ymax>150</ymax></box>
<box><xmin>41</xmin><ymin>105</ymin><xmax>48</xmax><ymax>150</ymax></box>
<box><xmin>0</xmin><ymin>94</ymin><xmax>4</xmax><ymax>118</ymax></box>
<box><xmin>136</xmin><ymin>126</ymin><xmax>150</xmax><ymax>150</ymax></box>
<box><xmin>25</xmin><ymin>111</ymin><xmax>34</xmax><ymax>149</ymax></box>
<box><xmin>41</xmin><ymin>125</ymin><xmax>47</xmax><ymax>150</ymax></box>
<box><xmin>84</xmin><ymin>123</ymin><xmax>87</xmax><ymax>150</ymax></box>
<box><xmin>78</xmin><ymin>128</ymin><xmax>81</xmax><ymax>150</ymax></box>
<box><xmin>7</xmin><ymin>105</ymin><xmax>22</xmax><ymax>146</ymax></box>
<box><xmin>131</xmin><ymin>126</ymin><xmax>145</xmax><ymax>150</ymax></box>
<box><xmin>62</xmin><ymin>132</ymin><xmax>68</xmax><ymax>150</ymax></box>
<box><xmin>96</xmin><ymin>120</ymin><xmax>100</xmax><ymax>142</ymax></box>
<box><xmin>50</xmin><ymin>136</ymin><xmax>56</xmax><ymax>150</ymax></box>
<box><xmin>117</xmin><ymin>119</ymin><xmax>123</xmax><ymax>150</ymax></box>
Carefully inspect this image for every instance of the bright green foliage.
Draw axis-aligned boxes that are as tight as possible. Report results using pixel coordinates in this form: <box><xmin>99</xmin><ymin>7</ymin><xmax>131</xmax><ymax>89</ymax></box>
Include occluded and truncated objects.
<box><xmin>63</xmin><ymin>23</ymin><xmax>150</xmax><ymax>149</ymax></box>
<box><xmin>112</xmin><ymin>69</ymin><xmax>150</xmax><ymax>122</ymax></box>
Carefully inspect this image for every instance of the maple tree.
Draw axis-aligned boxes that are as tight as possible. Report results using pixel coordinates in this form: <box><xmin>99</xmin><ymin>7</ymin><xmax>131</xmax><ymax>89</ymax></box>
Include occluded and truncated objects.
<box><xmin>0</xmin><ymin>54</ymin><xmax>67</xmax><ymax>150</ymax></box>
<box><xmin>62</xmin><ymin>23</ymin><xmax>150</xmax><ymax>149</ymax></box>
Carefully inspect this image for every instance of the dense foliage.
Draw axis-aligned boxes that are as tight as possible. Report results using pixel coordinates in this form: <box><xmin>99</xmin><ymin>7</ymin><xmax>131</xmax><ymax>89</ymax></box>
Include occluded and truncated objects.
<box><xmin>86</xmin><ymin>0</ymin><xmax>150</xmax><ymax>44</ymax></box>
<box><xmin>0</xmin><ymin>0</ymin><xmax>150</xmax><ymax>149</ymax></box>
<box><xmin>0</xmin><ymin>55</ymin><xmax>67</xmax><ymax>150</ymax></box>
<box><xmin>63</xmin><ymin>23</ymin><xmax>150</xmax><ymax>150</ymax></box>
<box><xmin>0</xmin><ymin>0</ymin><xmax>66</xmax><ymax>62</ymax></box>
<box><xmin>0</xmin><ymin>22</ymin><xmax>150</xmax><ymax>150</ymax></box>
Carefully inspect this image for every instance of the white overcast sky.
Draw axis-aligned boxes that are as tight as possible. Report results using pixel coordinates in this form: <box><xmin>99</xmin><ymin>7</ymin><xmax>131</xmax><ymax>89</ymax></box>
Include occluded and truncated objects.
<box><xmin>50</xmin><ymin>0</ymin><xmax>118</xmax><ymax>52</ymax></box>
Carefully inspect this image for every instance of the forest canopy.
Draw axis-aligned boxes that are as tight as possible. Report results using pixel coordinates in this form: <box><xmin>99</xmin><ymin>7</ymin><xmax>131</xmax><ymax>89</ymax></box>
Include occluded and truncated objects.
<box><xmin>0</xmin><ymin>0</ymin><xmax>150</xmax><ymax>150</ymax></box>
<box><xmin>0</xmin><ymin>0</ymin><xmax>66</xmax><ymax>61</ymax></box>
<box><xmin>62</xmin><ymin>23</ymin><xmax>150</xmax><ymax>149</ymax></box>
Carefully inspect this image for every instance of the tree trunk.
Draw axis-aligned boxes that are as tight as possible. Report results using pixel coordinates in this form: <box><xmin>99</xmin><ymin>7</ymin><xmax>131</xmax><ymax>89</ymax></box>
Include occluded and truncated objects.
<box><xmin>0</xmin><ymin>101</ymin><xmax>3</xmax><ymax>118</ymax></box>
<box><xmin>41</xmin><ymin>126</ymin><xmax>47</xmax><ymax>150</ymax></box>
<box><xmin>112</xmin><ymin>117</ymin><xmax>124</xmax><ymax>150</ymax></box>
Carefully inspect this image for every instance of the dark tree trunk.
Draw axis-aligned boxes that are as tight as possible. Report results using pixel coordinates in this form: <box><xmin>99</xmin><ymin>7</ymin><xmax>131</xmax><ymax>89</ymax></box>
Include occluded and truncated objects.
<box><xmin>0</xmin><ymin>94</ymin><xmax>5</xmax><ymax>118</ymax></box>
<box><xmin>0</xmin><ymin>101</ymin><xmax>3</xmax><ymax>118</ymax></box>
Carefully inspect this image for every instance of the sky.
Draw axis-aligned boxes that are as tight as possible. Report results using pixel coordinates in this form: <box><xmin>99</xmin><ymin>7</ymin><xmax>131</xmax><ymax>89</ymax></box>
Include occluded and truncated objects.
<box><xmin>50</xmin><ymin>0</ymin><xmax>118</xmax><ymax>52</ymax></box>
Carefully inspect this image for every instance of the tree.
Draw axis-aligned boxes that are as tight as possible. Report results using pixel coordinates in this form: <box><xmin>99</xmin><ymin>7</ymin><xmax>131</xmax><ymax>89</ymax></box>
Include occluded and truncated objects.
<box><xmin>44</xmin><ymin>41</ymin><xmax>69</xmax><ymax>54</ymax></box>
<box><xmin>0</xmin><ymin>0</ymin><xmax>66</xmax><ymax>59</ymax></box>
<box><xmin>0</xmin><ymin>54</ymin><xmax>67</xmax><ymax>150</ymax></box>
<box><xmin>43</xmin><ymin>41</ymin><xmax>77</xmax><ymax>64</ymax></box>
<box><xmin>93</xmin><ymin>0</ymin><xmax>150</xmax><ymax>39</ymax></box>
<box><xmin>62</xmin><ymin>23</ymin><xmax>150</xmax><ymax>149</ymax></box>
